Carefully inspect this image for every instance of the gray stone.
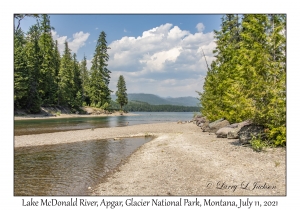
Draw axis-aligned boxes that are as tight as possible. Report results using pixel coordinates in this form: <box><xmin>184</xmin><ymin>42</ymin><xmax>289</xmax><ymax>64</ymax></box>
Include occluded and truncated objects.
<box><xmin>208</xmin><ymin>118</ymin><xmax>225</xmax><ymax>128</ymax></box>
<box><xmin>201</xmin><ymin>121</ymin><xmax>210</xmax><ymax>132</ymax></box>
<box><xmin>216</xmin><ymin>127</ymin><xmax>235</xmax><ymax>138</ymax></box>
<box><xmin>226</xmin><ymin>123</ymin><xmax>239</xmax><ymax>128</ymax></box>
<box><xmin>238</xmin><ymin>125</ymin><xmax>266</xmax><ymax>144</ymax></box>
<box><xmin>227</xmin><ymin>120</ymin><xmax>252</xmax><ymax>139</ymax></box>
<box><xmin>207</xmin><ymin>119</ymin><xmax>230</xmax><ymax>133</ymax></box>
<box><xmin>196</xmin><ymin>117</ymin><xmax>207</xmax><ymax>126</ymax></box>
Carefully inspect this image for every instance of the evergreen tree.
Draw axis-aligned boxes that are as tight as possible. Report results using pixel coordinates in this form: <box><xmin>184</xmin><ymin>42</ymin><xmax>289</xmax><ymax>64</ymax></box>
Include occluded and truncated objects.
<box><xmin>53</xmin><ymin>40</ymin><xmax>61</xmax><ymax>105</ymax></box>
<box><xmin>58</xmin><ymin>41</ymin><xmax>74</xmax><ymax>106</ymax></box>
<box><xmin>24</xmin><ymin>24</ymin><xmax>42</xmax><ymax>113</ymax></box>
<box><xmin>14</xmin><ymin>28</ymin><xmax>28</xmax><ymax>109</ymax></box>
<box><xmin>116</xmin><ymin>75</ymin><xmax>128</xmax><ymax>110</ymax></box>
<box><xmin>89</xmin><ymin>31</ymin><xmax>112</xmax><ymax>108</ymax></box>
<box><xmin>199</xmin><ymin>14</ymin><xmax>286</xmax><ymax>147</ymax></box>
<box><xmin>72</xmin><ymin>53</ymin><xmax>82</xmax><ymax>108</ymax></box>
<box><xmin>39</xmin><ymin>14</ymin><xmax>56</xmax><ymax>105</ymax></box>
<box><xmin>80</xmin><ymin>55</ymin><xmax>90</xmax><ymax>105</ymax></box>
<box><xmin>200</xmin><ymin>14</ymin><xmax>242</xmax><ymax>122</ymax></box>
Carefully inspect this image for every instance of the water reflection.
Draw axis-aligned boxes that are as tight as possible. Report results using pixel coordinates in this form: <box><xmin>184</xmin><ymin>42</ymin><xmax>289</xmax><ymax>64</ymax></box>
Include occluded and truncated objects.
<box><xmin>14</xmin><ymin>136</ymin><xmax>153</xmax><ymax>196</ymax></box>
<box><xmin>14</xmin><ymin>112</ymin><xmax>194</xmax><ymax>136</ymax></box>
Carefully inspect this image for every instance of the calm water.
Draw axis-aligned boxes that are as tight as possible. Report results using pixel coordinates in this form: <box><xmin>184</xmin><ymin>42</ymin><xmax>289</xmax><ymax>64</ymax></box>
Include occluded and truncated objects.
<box><xmin>14</xmin><ymin>112</ymin><xmax>195</xmax><ymax>136</ymax></box>
<box><xmin>14</xmin><ymin>112</ymin><xmax>195</xmax><ymax>196</ymax></box>
<box><xmin>14</xmin><ymin>136</ymin><xmax>154</xmax><ymax>196</ymax></box>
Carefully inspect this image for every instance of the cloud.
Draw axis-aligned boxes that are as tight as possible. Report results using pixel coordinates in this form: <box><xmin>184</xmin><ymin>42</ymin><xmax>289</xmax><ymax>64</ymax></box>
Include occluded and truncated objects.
<box><xmin>107</xmin><ymin>23</ymin><xmax>216</xmax><ymax>97</ymax></box>
<box><xmin>196</xmin><ymin>23</ymin><xmax>205</xmax><ymax>32</ymax></box>
<box><xmin>51</xmin><ymin>30</ymin><xmax>90</xmax><ymax>54</ymax></box>
<box><xmin>108</xmin><ymin>23</ymin><xmax>216</xmax><ymax>97</ymax></box>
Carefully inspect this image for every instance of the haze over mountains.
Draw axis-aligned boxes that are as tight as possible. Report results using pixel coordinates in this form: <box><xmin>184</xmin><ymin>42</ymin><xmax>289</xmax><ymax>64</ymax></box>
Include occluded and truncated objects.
<box><xmin>111</xmin><ymin>93</ymin><xmax>200</xmax><ymax>107</ymax></box>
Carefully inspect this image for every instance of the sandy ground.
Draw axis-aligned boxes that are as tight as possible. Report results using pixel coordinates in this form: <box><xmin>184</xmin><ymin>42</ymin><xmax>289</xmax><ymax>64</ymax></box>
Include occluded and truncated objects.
<box><xmin>14</xmin><ymin>122</ymin><xmax>286</xmax><ymax>196</ymax></box>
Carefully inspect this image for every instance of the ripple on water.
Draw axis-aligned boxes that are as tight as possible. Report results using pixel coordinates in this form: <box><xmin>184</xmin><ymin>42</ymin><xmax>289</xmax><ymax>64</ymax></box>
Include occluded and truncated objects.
<box><xmin>14</xmin><ymin>136</ymin><xmax>154</xmax><ymax>196</ymax></box>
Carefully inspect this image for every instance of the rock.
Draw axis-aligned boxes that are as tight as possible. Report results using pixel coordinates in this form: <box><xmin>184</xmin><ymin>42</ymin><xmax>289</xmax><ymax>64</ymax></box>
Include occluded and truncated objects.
<box><xmin>196</xmin><ymin>117</ymin><xmax>207</xmax><ymax>126</ymax></box>
<box><xmin>238</xmin><ymin>124</ymin><xmax>266</xmax><ymax>144</ymax></box>
<box><xmin>201</xmin><ymin>121</ymin><xmax>210</xmax><ymax>132</ymax></box>
<box><xmin>208</xmin><ymin>118</ymin><xmax>224</xmax><ymax>128</ymax></box>
<box><xmin>226</xmin><ymin>123</ymin><xmax>239</xmax><ymax>128</ymax></box>
<box><xmin>207</xmin><ymin>119</ymin><xmax>230</xmax><ymax>133</ymax></box>
<box><xmin>227</xmin><ymin>120</ymin><xmax>252</xmax><ymax>139</ymax></box>
<box><xmin>216</xmin><ymin>127</ymin><xmax>236</xmax><ymax>138</ymax></box>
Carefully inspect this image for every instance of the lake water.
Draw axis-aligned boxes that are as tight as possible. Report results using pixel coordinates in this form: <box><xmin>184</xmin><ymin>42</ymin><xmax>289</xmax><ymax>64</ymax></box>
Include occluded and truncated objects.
<box><xmin>14</xmin><ymin>112</ymin><xmax>195</xmax><ymax>136</ymax></box>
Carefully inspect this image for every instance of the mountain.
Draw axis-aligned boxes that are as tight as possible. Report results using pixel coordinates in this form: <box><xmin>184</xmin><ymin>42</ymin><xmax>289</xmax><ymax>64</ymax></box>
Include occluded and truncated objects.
<box><xmin>111</xmin><ymin>93</ymin><xmax>200</xmax><ymax>107</ymax></box>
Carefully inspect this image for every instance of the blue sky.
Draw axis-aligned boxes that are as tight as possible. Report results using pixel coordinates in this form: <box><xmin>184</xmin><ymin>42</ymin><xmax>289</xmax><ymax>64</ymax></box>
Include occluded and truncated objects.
<box><xmin>18</xmin><ymin>14</ymin><xmax>223</xmax><ymax>98</ymax></box>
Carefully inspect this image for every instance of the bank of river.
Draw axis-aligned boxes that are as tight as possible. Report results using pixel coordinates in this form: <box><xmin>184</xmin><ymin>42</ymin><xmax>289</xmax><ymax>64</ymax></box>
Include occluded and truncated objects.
<box><xmin>14</xmin><ymin>122</ymin><xmax>286</xmax><ymax>196</ymax></box>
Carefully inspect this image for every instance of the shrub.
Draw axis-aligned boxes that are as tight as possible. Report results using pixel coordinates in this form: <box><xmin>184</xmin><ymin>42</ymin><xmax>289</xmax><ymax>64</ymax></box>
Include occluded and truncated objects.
<box><xmin>267</xmin><ymin>126</ymin><xmax>286</xmax><ymax>147</ymax></box>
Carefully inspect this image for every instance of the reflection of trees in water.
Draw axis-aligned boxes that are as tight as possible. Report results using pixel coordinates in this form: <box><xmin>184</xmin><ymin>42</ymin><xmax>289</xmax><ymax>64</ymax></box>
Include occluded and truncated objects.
<box><xmin>14</xmin><ymin>137</ymin><xmax>153</xmax><ymax>196</ymax></box>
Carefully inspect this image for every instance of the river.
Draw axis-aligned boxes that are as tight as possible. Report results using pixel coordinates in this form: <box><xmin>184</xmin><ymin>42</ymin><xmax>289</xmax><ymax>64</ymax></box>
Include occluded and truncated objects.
<box><xmin>14</xmin><ymin>112</ymin><xmax>195</xmax><ymax>136</ymax></box>
<box><xmin>14</xmin><ymin>112</ymin><xmax>196</xmax><ymax>196</ymax></box>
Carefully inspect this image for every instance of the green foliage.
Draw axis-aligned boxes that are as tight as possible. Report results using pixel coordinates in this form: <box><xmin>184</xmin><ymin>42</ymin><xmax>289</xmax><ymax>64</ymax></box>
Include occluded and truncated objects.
<box><xmin>250</xmin><ymin>136</ymin><xmax>267</xmax><ymax>152</ymax></box>
<box><xmin>109</xmin><ymin>100</ymin><xmax>199</xmax><ymax>112</ymax></box>
<box><xmin>89</xmin><ymin>31</ymin><xmax>112</xmax><ymax>108</ymax></box>
<box><xmin>14</xmin><ymin>14</ymin><xmax>114</xmax><ymax>114</ymax></box>
<box><xmin>101</xmin><ymin>102</ymin><xmax>109</xmax><ymax>110</ymax></box>
<box><xmin>199</xmin><ymin>14</ymin><xmax>286</xmax><ymax>148</ymax></box>
<box><xmin>14</xmin><ymin>28</ymin><xmax>29</xmax><ymax>109</ymax></box>
<box><xmin>116</xmin><ymin>75</ymin><xmax>128</xmax><ymax>110</ymax></box>
<box><xmin>267</xmin><ymin>126</ymin><xmax>286</xmax><ymax>147</ymax></box>
<box><xmin>39</xmin><ymin>14</ymin><xmax>57</xmax><ymax>106</ymax></box>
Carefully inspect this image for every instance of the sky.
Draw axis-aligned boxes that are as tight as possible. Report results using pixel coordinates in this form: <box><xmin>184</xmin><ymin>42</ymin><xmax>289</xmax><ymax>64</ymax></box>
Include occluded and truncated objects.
<box><xmin>17</xmin><ymin>14</ymin><xmax>223</xmax><ymax>98</ymax></box>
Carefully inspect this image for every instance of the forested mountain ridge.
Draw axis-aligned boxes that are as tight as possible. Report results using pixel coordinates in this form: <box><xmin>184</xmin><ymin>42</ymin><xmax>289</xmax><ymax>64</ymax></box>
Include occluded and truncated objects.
<box><xmin>111</xmin><ymin>93</ymin><xmax>199</xmax><ymax>107</ymax></box>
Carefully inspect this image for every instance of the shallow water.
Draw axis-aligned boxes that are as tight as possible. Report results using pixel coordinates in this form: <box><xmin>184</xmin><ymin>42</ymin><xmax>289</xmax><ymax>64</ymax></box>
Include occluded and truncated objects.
<box><xmin>14</xmin><ymin>112</ymin><xmax>195</xmax><ymax>136</ymax></box>
<box><xmin>14</xmin><ymin>136</ymin><xmax>154</xmax><ymax>196</ymax></box>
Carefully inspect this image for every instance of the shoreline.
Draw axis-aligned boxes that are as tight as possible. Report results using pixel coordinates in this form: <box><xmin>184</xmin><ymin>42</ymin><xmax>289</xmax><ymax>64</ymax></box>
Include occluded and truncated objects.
<box><xmin>14</xmin><ymin>112</ymin><xmax>136</xmax><ymax>121</ymax></box>
<box><xmin>14</xmin><ymin>122</ymin><xmax>286</xmax><ymax>196</ymax></box>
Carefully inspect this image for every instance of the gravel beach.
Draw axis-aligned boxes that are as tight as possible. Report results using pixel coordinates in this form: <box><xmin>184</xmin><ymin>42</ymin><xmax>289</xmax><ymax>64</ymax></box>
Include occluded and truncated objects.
<box><xmin>14</xmin><ymin>122</ymin><xmax>286</xmax><ymax>196</ymax></box>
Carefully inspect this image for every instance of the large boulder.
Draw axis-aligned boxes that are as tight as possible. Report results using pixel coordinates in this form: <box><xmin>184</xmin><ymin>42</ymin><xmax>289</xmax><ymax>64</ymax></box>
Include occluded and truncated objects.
<box><xmin>208</xmin><ymin>118</ymin><xmax>224</xmax><ymax>128</ymax></box>
<box><xmin>216</xmin><ymin>127</ymin><xmax>236</xmax><ymax>138</ymax></box>
<box><xmin>227</xmin><ymin>120</ymin><xmax>252</xmax><ymax>139</ymax></box>
<box><xmin>238</xmin><ymin>124</ymin><xmax>266</xmax><ymax>144</ymax></box>
<box><xmin>205</xmin><ymin>119</ymin><xmax>230</xmax><ymax>133</ymax></box>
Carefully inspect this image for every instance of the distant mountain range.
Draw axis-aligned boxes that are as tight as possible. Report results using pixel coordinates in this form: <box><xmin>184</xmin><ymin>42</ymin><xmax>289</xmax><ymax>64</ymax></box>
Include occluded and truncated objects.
<box><xmin>111</xmin><ymin>93</ymin><xmax>200</xmax><ymax>107</ymax></box>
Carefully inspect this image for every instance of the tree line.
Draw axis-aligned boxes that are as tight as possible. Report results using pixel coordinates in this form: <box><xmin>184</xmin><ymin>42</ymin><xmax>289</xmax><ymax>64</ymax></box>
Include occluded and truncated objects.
<box><xmin>109</xmin><ymin>100</ymin><xmax>199</xmax><ymax>112</ymax></box>
<box><xmin>199</xmin><ymin>14</ymin><xmax>286</xmax><ymax>146</ymax></box>
<box><xmin>14</xmin><ymin>14</ymin><xmax>113</xmax><ymax>113</ymax></box>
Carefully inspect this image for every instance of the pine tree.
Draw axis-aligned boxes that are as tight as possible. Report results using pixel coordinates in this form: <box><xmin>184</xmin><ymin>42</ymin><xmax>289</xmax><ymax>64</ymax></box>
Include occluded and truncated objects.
<box><xmin>199</xmin><ymin>14</ymin><xmax>286</xmax><ymax>147</ymax></box>
<box><xmin>24</xmin><ymin>24</ymin><xmax>42</xmax><ymax>113</ymax></box>
<box><xmin>116</xmin><ymin>75</ymin><xmax>128</xmax><ymax>110</ymax></box>
<box><xmin>80</xmin><ymin>55</ymin><xmax>90</xmax><ymax>105</ymax></box>
<box><xmin>200</xmin><ymin>14</ymin><xmax>242</xmax><ymax>122</ymax></box>
<box><xmin>89</xmin><ymin>31</ymin><xmax>112</xmax><ymax>108</ymax></box>
<box><xmin>14</xmin><ymin>28</ymin><xmax>28</xmax><ymax>109</ymax></box>
<box><xmin>53</xmin><ymin>40</ymin><xmax>61</xmax><ymax>105</ymax></box>
<box><xmin>72</xmin><ymin>53</ymin><xmax>82</xmax><ymax>108</ymax></box>
<box><xmin>39</xmin><ymin>14</ymin><xmax>56</xmax><ymax>105</ymax></box>
<box><xmin>58</xmin><ymin>41</ymin><xmax>74</xmax><ymax>106</ymax></box>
